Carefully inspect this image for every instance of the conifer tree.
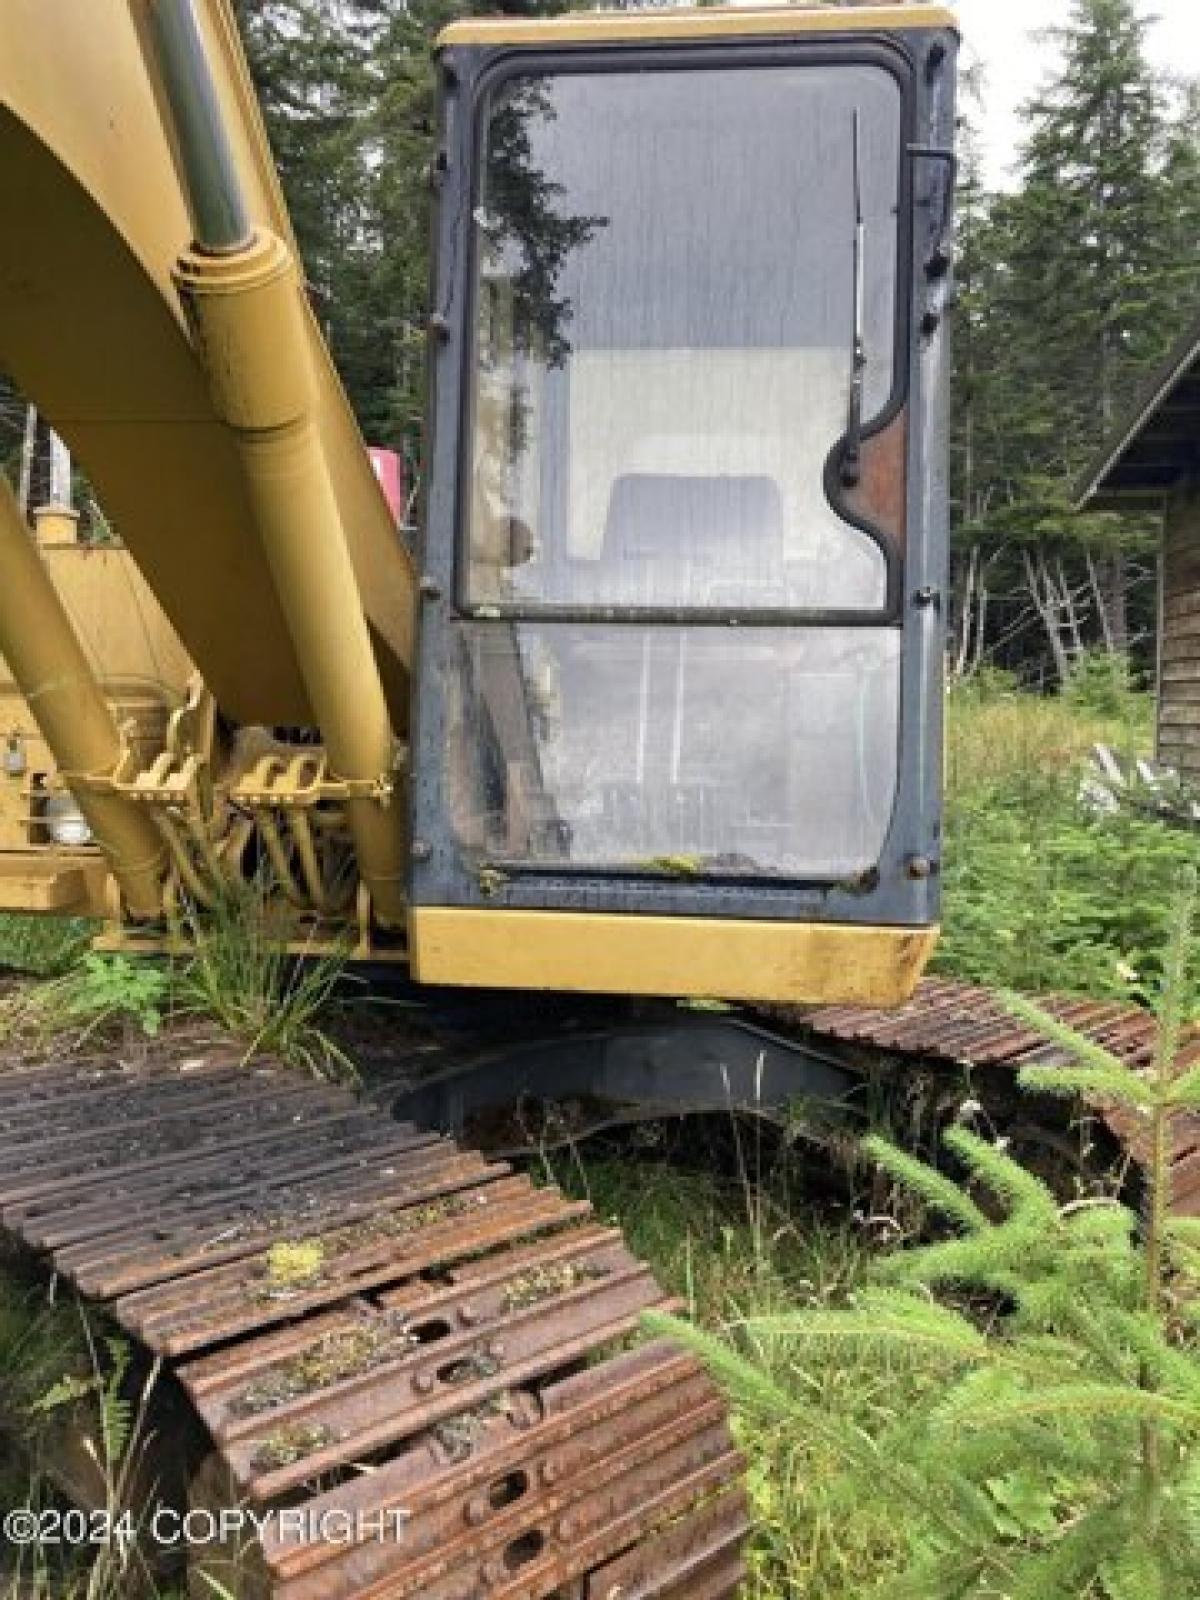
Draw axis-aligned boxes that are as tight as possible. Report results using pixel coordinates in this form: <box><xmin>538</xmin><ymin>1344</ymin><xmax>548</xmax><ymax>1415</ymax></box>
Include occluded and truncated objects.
<box><xmin>954</xmin><ymin>0</ymin><xmax>1198</xmax><ymax>681</ymax></box>
<box><xmin>652</xmin><ymin>877</ymin><xmax>1200</xmax><ymax>1597</ymax></box>
<box><xmin>233</xmin><ymin>1</ymin><xmax>394</xmax><ymax>433</ymax></box>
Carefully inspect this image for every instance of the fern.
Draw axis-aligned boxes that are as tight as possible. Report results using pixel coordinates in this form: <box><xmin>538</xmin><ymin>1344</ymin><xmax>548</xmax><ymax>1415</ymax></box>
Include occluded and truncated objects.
<box><xmin>98</xmin><ymin>1336</ymin><xmax>132</xmax><ymax>1468</ymax></box>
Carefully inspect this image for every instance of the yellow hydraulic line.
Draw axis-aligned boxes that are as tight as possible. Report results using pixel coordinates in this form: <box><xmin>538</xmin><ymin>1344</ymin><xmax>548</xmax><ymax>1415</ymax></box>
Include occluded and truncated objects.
<box><xmin>256</xmin><ymin>810</ymin><xmax>308</xmax><ymax>909</ymax></box>
<box><xmin>0</xmin><ymin>475</ymin><xmax>167</xmax><ymax>917</ymax></box>
<box><xmin>154</xmin><ymin>809</ymin><xmax>216</xmax><ymax>908</ymax></box>
<box><xmin>179</xmin><ymin>800</ymin><xmax>236</xmax><ymax>895</ymax></box>
<box><xmin>288</xmin><ymin>808</ymin><xmax>332</xmax><ymax>913</ymax></box>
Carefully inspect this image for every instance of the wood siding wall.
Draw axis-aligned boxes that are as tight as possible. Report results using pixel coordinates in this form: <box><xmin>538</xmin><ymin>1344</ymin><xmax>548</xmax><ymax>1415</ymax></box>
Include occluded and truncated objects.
<box><xmin>1159</xmin><ymin>483</ymin><xmax>1200</xmax><ymax>787</ymax></box>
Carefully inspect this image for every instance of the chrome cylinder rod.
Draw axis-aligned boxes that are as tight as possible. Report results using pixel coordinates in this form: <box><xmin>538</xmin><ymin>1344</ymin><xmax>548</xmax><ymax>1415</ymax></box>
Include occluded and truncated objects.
<box><xmin>145</xmin><ymin>0</ymin><xmax>252</xmax><ymax>252</ymax></box>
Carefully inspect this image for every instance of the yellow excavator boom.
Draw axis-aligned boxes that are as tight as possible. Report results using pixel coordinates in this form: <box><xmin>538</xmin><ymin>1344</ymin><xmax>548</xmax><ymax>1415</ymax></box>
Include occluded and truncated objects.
<box><xmin>0</xmin><ymin>0</ymin><xmax>415</xmax><ymax>729</ymax></box>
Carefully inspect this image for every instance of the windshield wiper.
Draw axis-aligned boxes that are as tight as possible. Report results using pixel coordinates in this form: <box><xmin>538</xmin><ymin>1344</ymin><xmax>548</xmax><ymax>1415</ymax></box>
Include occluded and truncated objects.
<box><xmin>841</xmin><ymin>110</ymin><xmax>867</xmax><ymax>489</ymax></box>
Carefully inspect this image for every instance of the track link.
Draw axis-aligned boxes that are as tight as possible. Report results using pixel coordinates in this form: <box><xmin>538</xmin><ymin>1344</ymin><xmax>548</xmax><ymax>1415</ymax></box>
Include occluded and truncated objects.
<box><xmin>0</xmin><ymin>1043</ymin><xmax>748</xmax><ymax>1598</ymax></box>
<box><xmin>801</xmin><ymin>976</ymin><xmax>1200</xmax><ymax>1209</ymax></box>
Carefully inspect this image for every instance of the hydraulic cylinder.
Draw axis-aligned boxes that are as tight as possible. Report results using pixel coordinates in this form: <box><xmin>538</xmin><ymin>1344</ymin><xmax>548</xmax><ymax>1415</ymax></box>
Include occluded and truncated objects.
<box><xmin>147</xmin><ymin>0</ymin><xmax>407</xmax><ymax>926</ymax></box>
<box><xmin>173</xmin><ymin>235</ymin><xmax>407</xmax><ymax>925</ymax></box>
<box><xmin>0</xmin><ymin>474</ymin><xmax>167</xmax><ymax>917</ymax></box>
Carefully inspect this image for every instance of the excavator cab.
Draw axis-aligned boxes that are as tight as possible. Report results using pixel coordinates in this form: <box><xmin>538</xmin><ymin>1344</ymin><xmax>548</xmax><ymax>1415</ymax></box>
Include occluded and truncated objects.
<box><xmin>0</xmin><ymin>1</ymin><xmax>955</xmax><ymax>1009</ymax></box>
<box><xmin>408</xmin><ymin>8</ymin><xmax>958</xmax><ymax>1003</ymax></box>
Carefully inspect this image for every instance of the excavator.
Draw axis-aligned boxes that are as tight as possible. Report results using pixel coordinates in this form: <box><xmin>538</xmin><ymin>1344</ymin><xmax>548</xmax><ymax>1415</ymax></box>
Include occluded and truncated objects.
<box><xmin>0</xmin><ymin>2</ymin><xmax>958</xmax><ymax>1595</ymax></box>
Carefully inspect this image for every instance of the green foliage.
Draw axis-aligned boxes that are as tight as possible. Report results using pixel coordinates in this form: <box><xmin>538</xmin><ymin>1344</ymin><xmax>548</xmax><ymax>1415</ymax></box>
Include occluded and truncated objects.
<box><xmin>0</xmin><ymin>1278</ymin><xmax>97</xmax><ymax>1455</ymax></box>
<box><xmin>60</xmin><ymin>955</ymin><xmax>167</xmax><ymax>1038</ymax></box>
<box><xmin>947</xmin><ymin>665</ymin><xmax>1023</xmax><ymax>708</ymax></box>
<box><xmin>0</xmin><ymin>1282</ymin><xmax>139</xmax><ymax>1561</ymax></box>
<box><xmin>938</xmin><ymin>690</ymin><xmax>1197</xmax><ymax>1008</ymax></box>
<box><xmin>174</xmin><ymin>886</ymin><xmax>355</xmax><ymax>1080</ymax></box>
<box><xmin>0</xmin><ymin>953</ymin><xmax>169</xmax><ymax>1054</ymax></box>
<box><xmin>0</xmin><ymin>1275</ymin><xmax>167</xmax><ymax>1599</ymax></box>
<box><xmin>939</xmin><ymin>784</ymin><xmax>1199</xmax><ymax>1006</ymax></box>
<box><xmin>0</xmin><ymin>915</ymin><xmax>91</xmax><ymax>977</ymax></box>
<box><xmin>950</xmin><ymin>0</ymin><xmax>1200</xmax><ymax>683</ymax></box>
<box><xmin>654</xmin><ymin>879</ymin><xmax>1200</xmax><ymax>1599</ymax></box>
<box><xmin>1064</xmin><ymin>651</ymin><xmax>1145</xmax><ymax>720</ymax></box>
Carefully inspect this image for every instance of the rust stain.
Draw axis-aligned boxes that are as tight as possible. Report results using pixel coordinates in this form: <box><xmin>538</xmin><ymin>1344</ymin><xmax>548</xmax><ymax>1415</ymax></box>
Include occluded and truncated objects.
<box><xmin>0</xmin><ymin>1038</ymin><xmax>746</xmax><ymax>1599</ymax></box>
<box><xmin>846</xmin><ymin>409</ymin><xmax>907</xmax><ymax>550</ymax></box>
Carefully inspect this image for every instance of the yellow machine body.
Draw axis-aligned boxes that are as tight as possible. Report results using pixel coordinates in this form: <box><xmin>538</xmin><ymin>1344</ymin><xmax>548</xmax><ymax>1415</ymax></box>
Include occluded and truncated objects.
<box><xmin>0</xmin><ymin>486</ymin><xmax>192</xmax><ymax>918</ymax></box>
<box><xmin>0</xmin><ymin>1</ymin><xmax>956</xmax><ymax>1006</ymax></box>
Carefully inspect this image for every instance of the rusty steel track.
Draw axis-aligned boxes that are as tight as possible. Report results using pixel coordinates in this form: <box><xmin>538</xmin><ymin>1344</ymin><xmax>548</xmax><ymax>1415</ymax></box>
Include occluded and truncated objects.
<box><xmin>0</xmin><ymin>1044</ymin><xmax>749</xmax><ymax>1598</ymax></box>
<box><xmin>801</xmin><ymin>975</ymin><xmax>1200</xmax><ymax>1215</ymax></box>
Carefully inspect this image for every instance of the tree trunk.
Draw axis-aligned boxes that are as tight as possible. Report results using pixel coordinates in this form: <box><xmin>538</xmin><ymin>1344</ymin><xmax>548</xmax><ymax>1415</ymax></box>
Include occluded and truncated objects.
<box><xmin>971</xmin><ymin>583</ymin><xmax>990</xmax><ymax>674</ymax></box>
<box><xmin>1106</xmin><ymin>549</ymin><xmax>1130</xmax><ymax>654</ymax></box>
<box><xmin>1023</xmin><ymin>548</ymin><xmax>1073</xmax><ymax>686</ymax></box>
<box><xmin>1055</xmin><ymin>558</ymin><xmax>1085</xmax><ymax>661</ymax></box>
<box><xmin>1086</xmin><ymin>549</ymin><xmax>1115</xmax><ymax>653</ymax></box>
<box><xmin>952</xmin><ymin>546</ymin><xmax>979</xmax><ymax>679</ymax></box>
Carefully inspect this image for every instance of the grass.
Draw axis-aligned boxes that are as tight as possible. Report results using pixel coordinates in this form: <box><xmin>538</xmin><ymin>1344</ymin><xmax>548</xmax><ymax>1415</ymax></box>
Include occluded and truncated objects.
<box><xmin>944</xmin><ymin>663</ymin><xmax>1153</xmax><ymax>803</ymax></box>
<box><xmin>543</xmin><ymin>1140</ymin><xmax>924</xmax><ymax>1598</ymax></box>
<box><xmin>0</xmin><ymin>886</ymin><xmax>354</xmax><ymax>1079</ymax></box>
<box><xmin>0</xmin><ymin>954</ymin><xmax>169</xmax><ymax>1060</ymax></box>
<box><xmin>171</xmin><ymin>887</ymin><xmax>356</xmax><ymax>1081</ymax></box>
<box><xmin>0</xmin><ymin>1276</ymin><xmax>170</xmax><ymax>1600</ymax></box>
<box><xmin>939</xmin><ymin>674</ymin><xmax>1200</xmax><ymax>1010</ymax></box>
<box><xmin>0</xmin><ymin>916</ymin><xmax>92</xmax><ymax>979</ymax></box>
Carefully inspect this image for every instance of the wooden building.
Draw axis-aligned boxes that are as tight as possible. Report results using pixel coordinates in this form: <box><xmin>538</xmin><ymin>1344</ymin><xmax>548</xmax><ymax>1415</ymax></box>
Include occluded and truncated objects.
<box><xmin>1080</xmin><ymin>325</ymin><xmax>1200</xmax><ymax>789</ymax></box>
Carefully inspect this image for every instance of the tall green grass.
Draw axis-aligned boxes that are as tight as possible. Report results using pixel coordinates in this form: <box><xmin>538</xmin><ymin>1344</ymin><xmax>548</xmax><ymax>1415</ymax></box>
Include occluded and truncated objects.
<box><xmin>173</xmin><ymin>888</ymin><xmax>356</xmax><ymax>1081</ymax></box>
<box><xmin>0</xmin><ymin>916</ymin><xmax>92</xmax><ymax>979</ymax></box>
<box><xmin>939</xmin><ymin>678</ymin><xmax>1198</xmax><ymax>1009</ymax></box>
<box><xmin>547</xmin><ymin>1145</ymin><xmax>907</xmax><ymax>1597</ymax></box>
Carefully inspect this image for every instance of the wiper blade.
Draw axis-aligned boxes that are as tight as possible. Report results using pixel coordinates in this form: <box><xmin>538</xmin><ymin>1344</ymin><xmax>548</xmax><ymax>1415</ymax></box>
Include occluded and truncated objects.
<box><xmin>841</xmin><ymin>110</ymin><xmax>867</xmax><ymax>489</ymax></box>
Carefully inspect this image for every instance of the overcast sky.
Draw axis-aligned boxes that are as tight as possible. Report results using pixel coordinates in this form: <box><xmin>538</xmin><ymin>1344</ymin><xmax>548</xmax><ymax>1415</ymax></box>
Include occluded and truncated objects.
<box><xmin>953</xmin><ymin>0</ymin><xmax>1200</xmax><ymax>187</ymax></box>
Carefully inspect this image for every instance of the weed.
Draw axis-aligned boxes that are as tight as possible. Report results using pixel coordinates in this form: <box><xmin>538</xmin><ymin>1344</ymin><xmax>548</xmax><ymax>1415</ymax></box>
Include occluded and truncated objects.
<box><xmin>945</xmin><ymin>677</ymin><xmax>1150</xmax><ymax>806</ymax></box>
<box><xmin>0</xmin><ymin>1275</ymin><xmax>165</xmax><ymax>1599</ymax></box>
<box><xmin>251</xmin><ymin>1421</ymin><xmax>334</xmax><ymax>1473</ymax></box>
<box><xmin>432</xmin><ymin>1393</ymin><xmax>515</xmax><ymax>1463</ymax></box>
<box><xmin>939</xmin><ymin>686</ymin><xmax>1199</xmax><ymax>1008</ymax></box>
<box><xmin>1063</xmin><ymin>648</ymin><xmax>1146</xmax><ymax>720</ymax></box>
<box><xmin>0</xmin><ymin>915</ymin><xmax>91</xmax><ymax>978</ymax></box>
<box><xmin>502</xmin><ymin>1259</ymin><xmax>607</xmax><ymax>1312</ymax></box>
<box><xmin>0</xmin><ymin>954</ymin><xmax>169</xmax><ymax>1056</ymax></box>
<box><xmin>235</xmin><ymin>1315</ymin><xmax>416</xmax><ymax>1415</ymax></box>
<box><xmin>173</xmin><ymin>884</ymin><xmax>355</xmax><ymax>1081</ymax></box>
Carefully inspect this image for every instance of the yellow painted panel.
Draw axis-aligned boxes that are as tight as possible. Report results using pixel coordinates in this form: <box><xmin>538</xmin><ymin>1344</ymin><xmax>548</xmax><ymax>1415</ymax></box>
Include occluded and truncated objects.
<box><xmin>409</xmin><ymin>907</ymin><xmax>938</xmax><ymax>1006</ymax></box>
<box><xmin>0</xmin><ymin>857</ymin><xmax>106</xmax><ymax>916</ymax></box>
<box><xmin>0</xmin><ymin>546</ymin><xmax>193</xmax><ymax>700</ymax></box>
<box><xmin>440</xmin><ymin>6</ymin><xmax>957</xmax><ymax>49</ymax></box>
